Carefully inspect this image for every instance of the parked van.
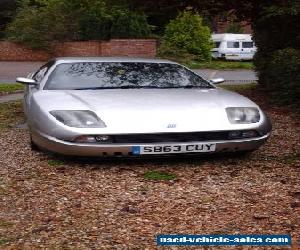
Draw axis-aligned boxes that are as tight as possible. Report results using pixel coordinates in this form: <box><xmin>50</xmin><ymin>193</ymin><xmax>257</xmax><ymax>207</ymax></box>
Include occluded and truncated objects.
<box><xmin>211</xmin><ymin>33</ymin><xmax>257</xmax><ymax>60</ymax></box>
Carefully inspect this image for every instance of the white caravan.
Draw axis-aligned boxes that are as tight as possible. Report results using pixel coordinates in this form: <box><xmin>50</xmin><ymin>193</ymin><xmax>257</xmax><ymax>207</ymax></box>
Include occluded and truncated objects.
<box><xmin>211</xmin><ymin>33</ymin><xmax>257</xmax><ymax>60</ymax></box>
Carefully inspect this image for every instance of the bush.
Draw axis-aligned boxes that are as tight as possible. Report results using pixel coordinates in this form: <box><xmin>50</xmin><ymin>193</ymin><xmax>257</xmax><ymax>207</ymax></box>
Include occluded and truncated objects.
<box><xmin>77</xmin><ymin>4</ymin><xmax>152</xmax><ymax>40</ymax></box>
<box><xmin>77</xmin><ymin>0</ymin><xmax>112</xmax><ymax>41</ymax></box>
<box><xmin>253</xmin><ymin>0</ymin><xmax>300</xmax><ymax>111</ymax></box>
<box><xmin>6</xmin><ymin>0</ymin><xmax>83</xmax><ymax>49</ymax></box>
<box><xmin>262</xmin><ymin>48</ymin><xmax>300</xmax><ymax>110</ymax></box>
<box><xmin>6</xmin><ymin>0</ymin><xmax>152</xmax><ymax>49</ymax></box>
<box><xmin>110</xmin><ymin>10</ymin><xmax>153</xmax><ymax>39</ymax></box>
<box><xmin>161</xmin><ymin>11</ymin><xmax>213</xmax><ymax>62</ymax></box>
<box><xmin>5</xmin><ymin>5</ymin><xmax>49</xmax><ymax>49</ymax></box>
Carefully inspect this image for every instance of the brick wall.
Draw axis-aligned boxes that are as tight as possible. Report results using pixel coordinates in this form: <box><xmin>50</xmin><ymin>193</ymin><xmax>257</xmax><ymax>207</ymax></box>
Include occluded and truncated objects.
<box><xmin>101</xmin><ymin>39</ymin><xmax>157</xmax><ymax>58</ymax></box>
<box><xmin>0</xmin><ymin>39</ymin><xmax>157</xmax><ymax>61</ymax></box>
<box><xmin>0</xmin><ymin>41</ymin><xmax>50</xmax><ymax>61</ymax></box>
<box><xmin>53</xmin><ymin>41</ymin><xmax>101</xmax><ymax>57</ymax></box>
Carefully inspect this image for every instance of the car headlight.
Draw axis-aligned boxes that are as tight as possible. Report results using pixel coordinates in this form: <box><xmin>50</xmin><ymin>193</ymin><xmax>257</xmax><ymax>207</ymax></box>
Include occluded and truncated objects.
<box><xmin>226</xmin><ymin>107</ymin><xmax>260</xmax><ymax>124</ymax></box>
<box><xmin>50</xmin><ymin>110</ymin><xmax>106</xmax><ymax>128</ymax></box>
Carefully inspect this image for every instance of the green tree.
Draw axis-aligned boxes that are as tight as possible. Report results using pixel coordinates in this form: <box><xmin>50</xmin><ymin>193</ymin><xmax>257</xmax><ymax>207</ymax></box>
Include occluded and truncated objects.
<box><xmin>263</xmin><ymin>48</ymin><xmax>300</xmax><ymax>110</ymax></box>
<box><xmin>6</xmin><ymin>0</ymin><xmax>83</xmax><ymax>49</ymax></box>
<box><xmin>162</xmin><ymin>11</ymin><xmax>213</xmax><ymax>62</ymax></box>
<box><xmin>77</xmin><ymin>0</ymin><xmax>112</xmax><ymax>40</ymax></box>
<box><xmin>226</xmin><ymin>22</ymin><xmax>243</xmax><ymax>33</ymax></box>
<box><xmin>252</xmin><ymin>0</ymin><xmax>300</xmax><ymax>110</ymax></box>
<box><xmin>5</xmin><ymin>0</ymin><xmax>152</xmax><ymax>49</ymax></box>
<box><xmin>0</xmin><ymin>0</ymin><xmax>17</xmax><ymax>38</ymax></box>
<box><xmin>110</xmin><ymin>9</ymin><xmax>153</xmax><ymax>38</ymax></box>
<box><xmin>5</xmin><ymin>4</ymin><xmax>48</xmax><ymax>49</ymax></box>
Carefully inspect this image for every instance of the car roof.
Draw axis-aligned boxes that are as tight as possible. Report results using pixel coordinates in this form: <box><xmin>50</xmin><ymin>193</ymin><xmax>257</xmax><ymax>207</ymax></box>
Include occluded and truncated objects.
<box><xmin>211</xmin><ymin>33</ymin><xmax>253</xmax><ymax>41</ymax></box>
<box><xmin>54</xmin><ymin>57</ymin><xmax>177</xmax><ymax>64</ymax></box>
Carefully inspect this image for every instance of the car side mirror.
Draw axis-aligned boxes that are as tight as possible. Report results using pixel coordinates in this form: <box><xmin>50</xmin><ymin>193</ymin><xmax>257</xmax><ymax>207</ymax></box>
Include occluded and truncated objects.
<box><xmin>16</xmin><ymin>77</ymin><xmax>38</xmax><ymax>86</ymax></box>
<box><xmin>209</xmin><ymin>78</ymin><xmax>225</xmax><ymax>85</ymax></box>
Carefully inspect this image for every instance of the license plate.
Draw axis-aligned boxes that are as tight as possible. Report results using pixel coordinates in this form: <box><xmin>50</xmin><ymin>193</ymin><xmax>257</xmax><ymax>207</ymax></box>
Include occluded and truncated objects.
<box><xmin>132</xmin><ymin>144</ymin><xmax>216</xmax><ymax>155</ymax></box>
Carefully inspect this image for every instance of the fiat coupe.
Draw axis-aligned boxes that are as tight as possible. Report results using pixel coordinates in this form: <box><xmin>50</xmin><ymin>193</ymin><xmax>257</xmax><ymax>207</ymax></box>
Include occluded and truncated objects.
<box><xmin>17</xmin><ymin>57</ymin><xmax>271</xmax><ymax>156</ymax></box>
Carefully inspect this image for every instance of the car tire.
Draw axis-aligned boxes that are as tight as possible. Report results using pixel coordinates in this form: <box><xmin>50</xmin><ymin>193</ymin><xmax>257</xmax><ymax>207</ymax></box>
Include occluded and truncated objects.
<box><xmin>30</xmin><ymin>136</ymin><xmax>40</xmax><ymax>151</ymax></box>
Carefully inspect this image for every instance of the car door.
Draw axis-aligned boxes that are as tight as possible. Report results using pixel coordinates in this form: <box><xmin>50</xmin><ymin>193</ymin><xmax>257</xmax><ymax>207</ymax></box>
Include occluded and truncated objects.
<box><xmin>24</xmin><ymin>61</ymin><xmax>54</xmax><ymax>114</ymax></box>
<box><xmin>241</xmin><ymin>41</ymin><xmax>256</xmax><ymax>60</ymax></box>
<box><xmin>211</xmin><ymin>41</ymin><xmax>221</xmax><ymax>58</ymax></box>
<box><xmin>225</xmin><ymin>41</ymin><xmax>240</xmax><ymax>60</ymax></box>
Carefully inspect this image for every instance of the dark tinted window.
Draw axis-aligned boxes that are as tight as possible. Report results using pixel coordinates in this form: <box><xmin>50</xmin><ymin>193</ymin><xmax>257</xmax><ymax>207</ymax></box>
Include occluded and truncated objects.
<box><xmin>227</xmin><ymin>42</ymin><xmax>240</xmax><ymax>48</ymax></box>
<box><xmin>45</xmin><ymin>62</ymin><xmax>212</xmax><ymax>90</ymax></box>
<box><xmin>33</xmin><ymin>61</ymin><xmax>54</xmax><ymax>82</ymax></box>
<box><xmin>242</xmin><ymin>42</ymin><xmax>254</xmax><ymax>48</ymax></box>
<box><xmin>214</xmin><ymin>42</ymin><xmax>221</xmax><ymax>48</ymax></box>
<box><xmin>33</xmin><ymin>66</ymin><xmax>48</xmax><ymax>82</ymax></box>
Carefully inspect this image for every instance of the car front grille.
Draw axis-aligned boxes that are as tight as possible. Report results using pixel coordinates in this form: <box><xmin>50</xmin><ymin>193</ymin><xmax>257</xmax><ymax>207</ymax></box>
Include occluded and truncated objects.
<box><xmin>109</xmin><ymin>132</ymin><xmax>230</xmax><ymax>143</ymax></box>
<box><xmin>74</xmin><ymin>130</ymin><xmax>260</xmax><ymax>144</ymax></box>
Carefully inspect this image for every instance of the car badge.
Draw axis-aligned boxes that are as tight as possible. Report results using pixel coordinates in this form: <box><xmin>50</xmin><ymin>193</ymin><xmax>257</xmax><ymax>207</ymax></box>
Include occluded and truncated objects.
<box><xmin>167</xmin><ymin>124</ymin><xmax>176</xmax><ymax>128</ymax></box>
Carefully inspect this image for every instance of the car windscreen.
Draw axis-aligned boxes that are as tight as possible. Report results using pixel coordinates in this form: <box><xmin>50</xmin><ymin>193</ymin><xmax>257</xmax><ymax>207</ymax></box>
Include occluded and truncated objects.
<box><xmin>44</xmin><ymin>62</ymin><xmax>213</xmax><ymax>90</ymax></box>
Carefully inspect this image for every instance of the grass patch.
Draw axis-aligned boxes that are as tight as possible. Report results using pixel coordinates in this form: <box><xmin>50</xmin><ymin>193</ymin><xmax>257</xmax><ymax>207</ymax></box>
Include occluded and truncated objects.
<box><xmin>0</xmin><ymin>83</ymin><xmax>24</xmax><ymax>95</ymax></box>
<box><xmin>0</xmin><ymin>101</ymin><xmax>24</xmax><ymax>129</ymax></box>
<box><xmin>183</xmin><ymin>60</ymin><xmax>254</xmax><ymax>70</ymax></box>
<box><xmin>159</xmin><ymin>53</ymin><xmax>254</xmax><ymax>70</ymax></box>
<box><xmin>144</xmin><ymin>171</ymin><xmax>177</xmax><ymax>181</ymax></box>
<box><xmin>47</xmin><ymin>159</ymin><xmax>65</xmax><ymax>166</ymax></box>
<box><xmin>220</xmin><ymin>83</ymin><xmax>258</xmax><ymax>92</ymax></box>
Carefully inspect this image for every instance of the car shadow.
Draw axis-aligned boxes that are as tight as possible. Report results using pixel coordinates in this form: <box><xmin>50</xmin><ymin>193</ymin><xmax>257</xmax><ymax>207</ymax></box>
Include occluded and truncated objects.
<box><xmin>46</xmin><ymin>151</ymin><xmax>252</xmax><ymax>169</ymax></box>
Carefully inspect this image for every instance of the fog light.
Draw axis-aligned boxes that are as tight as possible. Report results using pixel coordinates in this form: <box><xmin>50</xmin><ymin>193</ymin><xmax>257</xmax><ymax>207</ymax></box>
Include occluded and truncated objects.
<box><xmin>75</xmin><ymin>135</ymin><xmax>96</xmax><ymax>143</ymax></box>
<box><xmin>228</xmin><ymin>130</ymin><xmax>258</xmax><ymax>140</ymax></box>
<box><xmin>241</xmin><ymin>130</ymin><xmax>258</xmax><ymax>138</ymax></box>
<box><xmin>95</xmin><ymin>135</ymin><xmax>110</xmax><ymax>142</ymax></box>
<box><xmin>228</xmin><ymin>131</ymin><xmax>242</xmax><ymax>139</ymax></box>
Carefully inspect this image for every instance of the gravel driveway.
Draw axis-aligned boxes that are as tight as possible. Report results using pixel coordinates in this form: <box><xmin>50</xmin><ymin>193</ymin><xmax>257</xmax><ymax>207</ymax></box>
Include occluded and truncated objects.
<box><xmin>0</xmin><ymin>88</ymin><xmax>299</xmax><ymax>248</ymax></box>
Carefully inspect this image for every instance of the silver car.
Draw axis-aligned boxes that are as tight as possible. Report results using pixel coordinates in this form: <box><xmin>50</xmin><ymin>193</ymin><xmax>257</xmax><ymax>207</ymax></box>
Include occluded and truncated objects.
<box><xmin>17</xmin><ymin>57</ymin><xmax>271</xmax><ymax>157</ymax></box>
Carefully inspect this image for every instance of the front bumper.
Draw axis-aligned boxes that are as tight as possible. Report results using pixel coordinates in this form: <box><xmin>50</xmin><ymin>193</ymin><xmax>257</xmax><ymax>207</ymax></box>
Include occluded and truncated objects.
<box><xmin>32</xmin><ymin>130</ymin><xmax>270</xmax><ymax>157</ymax></box>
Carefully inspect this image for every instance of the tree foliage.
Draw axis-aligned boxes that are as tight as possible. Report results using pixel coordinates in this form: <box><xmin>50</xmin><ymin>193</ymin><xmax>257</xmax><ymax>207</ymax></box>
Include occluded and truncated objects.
<box><xmin>0</xmin><ymin>0</ymin><xmax>17</xmax><ymax>38</ymax></box>
<box><xmin>161</xmin><ymin>11</ymin><xmax>213</xmax><ymax>62</ymax></box>
<box><xmin>226</xmin><ymin>22</ymin><xmax>243</xmax><ymax>33</ymax></box>
<box><xmin>262</xmin><ymin>48</ymin><xmax>300</xmax><ymax>110</ymax></box>
<box><xmin>110</xmin><ymin>10</ymin><xmax>153</xmax><ymax>39</ymax></box>
<box><xmin>252</xmin><ymin>0</ymin><xmax>300</xmax><ymax>109</ymax></box>
<box><xmin>5</xmin><ymin>0</ymin><xmax>152</xmax><ymax>49</ymax></box>
<box><xmin>3</xmin><ymin>0</ymin><xmax>300</xmax><ymax>109</ymax></box>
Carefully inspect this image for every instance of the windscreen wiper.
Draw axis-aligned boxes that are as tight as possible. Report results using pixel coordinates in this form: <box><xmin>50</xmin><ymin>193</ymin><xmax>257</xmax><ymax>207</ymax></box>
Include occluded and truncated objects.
<box><xmin>74</xmin><ymin>86</ymin><xmax>141</xmax><ymax>90</ymax></box>
<box><xmin>119</xmin><ymin>85</ymin><xmax>140</xmax><ymax>89</ymax></box>
<box><xmin>156</xmin><ymin>85</ymin><xmax>201</xmax><ymax>89</ymax></box>
<box><xmin>73</xmin><ymin>85</ymin><xmax>211</xmax><ymax>90</ymax></box>
<box><xmin>183</xmin><ymin>85</ymin><xmax>213</xmax><ymax>89</ymax></box>
<box><xmin>74</xmin><ymin>85</ymin><xmax>162</xmax><ymax>90</ymax></box>
<box><xmin>74</xmin><ymin>87</ymin><xmax>113</xmax><ymax>90</ymax></box>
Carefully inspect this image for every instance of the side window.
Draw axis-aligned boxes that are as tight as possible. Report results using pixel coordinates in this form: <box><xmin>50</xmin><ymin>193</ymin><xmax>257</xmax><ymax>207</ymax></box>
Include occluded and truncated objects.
<box><xmin>227</xmin><ymin>41</ymin><xmax>240</xmax><ymax>48</ymax></box>
<box><xmin>214</xmin><ymin>42</ymin><xmax>221</xmax><ymax>48</ymax></box>
<box><xmin>32</xmin><ymin>61</ymin><xmax>55</xmax><ymax>82</ymax></box>
<box><xmin>33</xmin><ymin>66</ymin><xmax>48</xmax><ymax>82</ymax></box>
<box><xmin>242</xmin><ymin>42</ymin><xmax>254</xmax><ymax>48</ymax></box>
